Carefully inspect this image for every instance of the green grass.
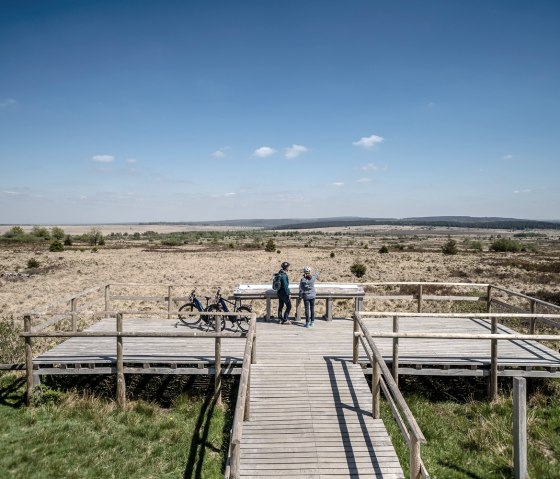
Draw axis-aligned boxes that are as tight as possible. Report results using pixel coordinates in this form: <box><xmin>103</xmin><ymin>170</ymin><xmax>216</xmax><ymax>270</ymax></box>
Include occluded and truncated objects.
<box><xmin>0</xmin><ymin>374</ymin><xmax>232</xmax><ymax>479</ymax></box>
<box><xmin>380</xmin><ymin>376</ymin><xmax>560</xmax><ymax>479</ymax></box>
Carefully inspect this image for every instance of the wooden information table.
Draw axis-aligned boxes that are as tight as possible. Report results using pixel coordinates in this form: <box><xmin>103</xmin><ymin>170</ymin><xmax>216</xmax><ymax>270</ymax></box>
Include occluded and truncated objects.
<box><xmin>232</xmin><ymin>283</ymin><xmax>365</xmax><ymax>321</ymax></box>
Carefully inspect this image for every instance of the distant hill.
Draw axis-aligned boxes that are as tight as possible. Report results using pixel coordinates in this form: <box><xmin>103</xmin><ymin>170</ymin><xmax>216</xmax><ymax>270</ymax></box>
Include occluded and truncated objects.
<box><xmin>272</xmin><ymin>216</ymin><xmax>560</xmax><ymax>230</ymax></box>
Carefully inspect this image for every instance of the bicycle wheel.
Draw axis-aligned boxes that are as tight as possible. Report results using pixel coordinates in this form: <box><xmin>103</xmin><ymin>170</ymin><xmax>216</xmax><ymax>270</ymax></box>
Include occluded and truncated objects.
<box><xmin>178</xmin><ymin>303</ymin><xmax>202</xmax><ymax>327</ymax></box>
<box><xmin>205</xmin><ymin>304</ymin><xmax>227</xmax><ymax>332</ymax></box>
<box><xmin>235</xmin><ymin>305</ymin><xmax>252</xmax><ymax>333</ymax></box>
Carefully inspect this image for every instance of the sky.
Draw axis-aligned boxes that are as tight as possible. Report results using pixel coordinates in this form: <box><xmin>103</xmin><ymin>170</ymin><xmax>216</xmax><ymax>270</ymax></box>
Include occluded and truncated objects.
<box><xmin>1</xmin><ymin>0</ymin><xmax>559</xmax><ymax>223</ymax></box>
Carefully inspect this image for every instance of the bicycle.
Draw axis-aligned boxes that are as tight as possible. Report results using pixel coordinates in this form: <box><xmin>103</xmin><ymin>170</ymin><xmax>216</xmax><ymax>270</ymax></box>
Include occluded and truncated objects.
<box><xmin>177</xmin><ymin>288</ymin><xmax>224</xmax><ymax>331</ymax></box>
<box><xmin>207</xmin><ymin>288</ymin><xmax>253</xmax><ymax>332</ymax></box>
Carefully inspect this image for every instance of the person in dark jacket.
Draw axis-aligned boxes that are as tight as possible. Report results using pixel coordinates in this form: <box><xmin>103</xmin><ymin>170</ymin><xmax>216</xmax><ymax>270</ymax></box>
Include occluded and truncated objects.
<box><xmin>277</xmin><ymin>261</ymin><xmax>291</xmax><ymax>324</ymax></box>
<box><xmin>299</xmin><ymin>266</ymin><xmax>320</xmax><ymax>327</ymax></box>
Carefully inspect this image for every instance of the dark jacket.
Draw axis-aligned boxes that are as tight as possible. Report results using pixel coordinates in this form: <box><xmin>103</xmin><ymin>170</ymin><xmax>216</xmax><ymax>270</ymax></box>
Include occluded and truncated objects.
<box><xmin>278</xmin><ymin>269</ymin><xmax>290</xmax><ymax>296</ymax></box>
<box><xmin>299</xmin><ymin>272</ymin><xmax>320</xmax><ymax>300</ymax></box>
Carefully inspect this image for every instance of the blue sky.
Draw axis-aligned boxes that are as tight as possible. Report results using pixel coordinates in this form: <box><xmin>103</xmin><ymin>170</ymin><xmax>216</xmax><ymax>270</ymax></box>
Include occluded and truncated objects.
<box><xmin>1</xmin><ymin>0</ymin><xmax>559</xmax><ymax>223</ymax></box>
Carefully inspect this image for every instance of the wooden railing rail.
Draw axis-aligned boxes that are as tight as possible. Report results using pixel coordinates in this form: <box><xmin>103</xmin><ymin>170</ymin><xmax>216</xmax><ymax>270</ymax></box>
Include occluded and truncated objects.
<box><xmin>353</xmin><ymin>312</ymin><xmax>428</xmax><ymax>479</ymax></box>
<box><xmin>20</xmin><ymin>311</ymin><xmax>254</xmax><ymax>408</ymax></box>
<box><xmin>360</xmin><ymin>311</ymin><xmax>560</xmax><ymax>401</ymax></box>
<box><xmin>226</xmin><ymin>314</ymin><xmax>257</xmax><ymax>479</ymax></box>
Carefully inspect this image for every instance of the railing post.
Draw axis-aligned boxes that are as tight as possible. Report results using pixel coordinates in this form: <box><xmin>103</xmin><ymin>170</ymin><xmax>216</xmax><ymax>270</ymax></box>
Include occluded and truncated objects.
<box><xmin>116</xmin><ymin>313</ymin><xmax>126</xmax><ymax>408</ymax></box>
<box><xmin>251</xmin><ymin>320</ymin><xmax>257</xmax><ymax>365</ymax></box>
<box><xmin>417</xmin><ymin>284</ymin><xmax>423</xmax><ymax>313</ymax></box>
<box><xmin>372</xmin><ymin>356</ymin><xmax>380</xmax><ymax>419</ymax></box>
<box><xmin>167</xmin><ymin>285</ymin><xmax>173</xmax><ymax>320</ymax></box>
<box><xmin>24</xmin><ymin>315</ymin><xmax>33</xmax><ymax>406</ymax></box>
<box><xmin>231</xmin><ymin>441</ymin><xmax>240</xmax><ymax>479</ymax></box>
<box><xmin>490</xmin><ymin>316</ymin><xmax>498</xmax><ymax>401</ymax></box>
<box><xmin>105</xmin><ymin>284</ymin><xmax>111</xmax><ymax>319</ymax></box>
<box><xmin>353</xmin><ymin>314</ymin><xmax>359</xmax><ymax>364</ymax></box>
<box><xmin>487</xmin><ymin>285</ymin><xmax>492</xmax><ymax>313</ymax></box>
<box><xmin>266</xmin><ymin>297</ymin><xmax>271</xmax><ymax>322</ymax></box>
<box><xmin>529</xmin><ymin>300</ymin><xmax>536</xmax><ymax>335</ymax></box>
<box><xmin>244</xmin><ymin>369</ymin><xmax>251</xmax><ymax>421</ymax></box>
<box><xmin>513</xmin><ymin>377</ymin><xmax>528</xmax><ymax>479</ymax></box>
<box><xmin>215</xmin><ymin>316</ymin><xmax>222</xmax><ymax>407</ymax></box>
<box><xmin>393</xmin><ymin>315</ymin><xmax>399</xmax><ymax>385</ymax></box>
<box><xmin>410</xmin><ymin>435</ymin><xmax>421</xmax><ymax>479</ymax></box>
<box><xmin>70</xmin><ymin>297</ymin><xmax>78</xmax><ymax>332</ymax></box>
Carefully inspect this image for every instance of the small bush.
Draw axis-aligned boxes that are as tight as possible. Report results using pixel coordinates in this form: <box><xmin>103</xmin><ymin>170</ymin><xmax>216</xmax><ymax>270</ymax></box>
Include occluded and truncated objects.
<box><xmin>228</xmin><ymin>242</ymin><xmax>235</xmax><ymax>249</ymax></box>
<box><xmin>0</xmin><ymin>316</ymin><xmax>24</xmax><ymax>364</ymax></box>
<box><xmin>379</xmin><ymin>245</ymin><xmax>389</xmax><ymax>254</ymax></box>
<box><xmin>330</xmin><ymin>251</ymin><xmax>335</xmax><ymax>258</ymax></box>
<box><xmin>51</xmin><ymin>226</ymin><xmax>65</xmax><ymax>240</ymax></box>
<box><xmin>350</xmin><ymin>261</ymin><xmax>367</xmax><ymax>278</ymax></box>
<box><xmin>442</xmin><ymin>238</ymin><xmax>458</xmax><ymax>255</ymax></box>
<box><xmin>490</xmin><ymin>238</ymin><xmax>522</xmax><ymax>252</ymax></box>
<box><xmin>27</xmin><ymin>258</ymin><xmax>40</xmax><ymax>269</ymax></box>
<box><xmin>64</xmin><ymin>235</ymin><xmax>73</xmax><ymax>246</ymax></box>
<box><xmin>276</xmin><ymin>250</ymin><xmax>281</xmax><ymax>254</ymax></box>
<box><xmin>91</xmin><ymin>247</ymin><xmax>98</xmax><ymax>253</ymax></box>
<box><xmin>49</xmin><ymin>240</ymin><xmax>64</xmax><ymax>252</ymax></box>
<box><xmin>161</xmin><ymin>238</ymin><xmax>182</xmax><ymax>247</ymax></box>
<box><xmin>264</xmin><ymin>239</ymin><xmax>276</xmax><ymax>252</ymax></box>
<box><xmin>98</xmin><ymin>237</ymin><xmax>106</xmax><ymax>246</ymax></box>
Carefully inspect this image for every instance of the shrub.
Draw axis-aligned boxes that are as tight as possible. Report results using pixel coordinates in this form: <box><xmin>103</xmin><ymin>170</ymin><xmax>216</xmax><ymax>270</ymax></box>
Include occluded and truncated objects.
<box><xmin>379</xmin><ymin>245</ymin><xmax>389</xmax><ymax>254</ymax></box>
<box><xmin>98</xmin><ymin>237</ymin><xmax>106</xmax><ymax>246</ymax></box>
<box><xmin>64</xmin><ymin>235</ymin><xmax>73</xmax><ymax>246</ymax></box>
<box><xmin>49</xmin><ymin>240</ymin><xmax>64</xmax><ymax>252</ymax></box>
<box><xmin>264</xmin><ymin>239</ymin><xmax>276</xmax><ymax>252</ymax></box>
<box><xmin>228</xmin><ymin>242</ymin><xmax>235</xmax><ymax>249</ymax></box>
<box><xmin>490</xmin><ymin>238</ymin><xmax>522</xmax><ymax>253</ymax></box>
<box><xmin>27</xmin><ymin>258</ymin><xmax>40</xmax><ymax>269</ymax></box>
<box><xmin>87</xmin><ymin>228</ymin><xmax>103</xmax><ymax>246</ymax></box>
<box><xmin>0</xmin><ymin>316</ymin><xmax>24</xmax><ymax>364</ymax></box>
<box><xmin>350</xmin><ymin>261</ymin><xmax>367</xmax><ymax>278</ymax></box>
<box><xmin>442</xmin><ymin>238</ymin><xmax>458</xmax><ymax>255</ymax></box>
<box><xmin>161</xmin><ymin>238</ymin><xmax>182</xmax><ymax>247</ymax></box>
<box><xmin>32</xmin><ymin>226</ymin><xmax>51</xmax><ymax>239</ymax></box>
<box><xmin>330</xmin><ymin>251</ymin><xmax>335</xmax><ymax>258</ymax></box>
<box><xmin>4</xmin><ymin>226</ymin><xmax>25</xmax><ymax>238</ymax></box>
<box><xmin>51</xmin><ymin>227</ymin><xmax>65</xmax><ymax>240</ymax></box>
<box><xmin>91</xmin><ymin>247</ymin><xmax>98</xmax><ymax>253</ymax></box>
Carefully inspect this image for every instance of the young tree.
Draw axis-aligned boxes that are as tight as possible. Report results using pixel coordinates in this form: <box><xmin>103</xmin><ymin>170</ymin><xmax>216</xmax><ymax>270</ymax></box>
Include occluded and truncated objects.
<box><xmin>442</xmin><ymin>238</ymin><xmax>458</xmax><ymax>255</ymax></box>
<box><xmin>264</xmin><ymin>238</ymin><xmax>276</xmax><ymax>252</ymax></box>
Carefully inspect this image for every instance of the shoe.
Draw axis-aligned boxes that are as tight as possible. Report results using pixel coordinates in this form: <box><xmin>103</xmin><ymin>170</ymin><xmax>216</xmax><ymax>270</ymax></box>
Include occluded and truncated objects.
<box><xmin>305</xmin><ymin>322</ymin><xmax>310</xmax><ymax>328</ymax></box>
<box><xmin>310</xmin><ymin>322</ymin><xmax>315</xmax><ymax>327</ymax></box>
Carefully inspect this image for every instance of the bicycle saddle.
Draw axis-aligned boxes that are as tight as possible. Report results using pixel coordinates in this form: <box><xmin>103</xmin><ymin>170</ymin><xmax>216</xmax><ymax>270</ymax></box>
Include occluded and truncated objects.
<box><xmin>204</xmin><ymin>295</ymin><xmax>212</xmax><ymax>300</ymax></box>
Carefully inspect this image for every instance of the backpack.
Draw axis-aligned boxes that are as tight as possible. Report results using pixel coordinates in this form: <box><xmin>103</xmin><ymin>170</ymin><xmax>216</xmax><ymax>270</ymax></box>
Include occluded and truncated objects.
<box><xmin>272</xmin><ymin>272</ymin><xmax>282</xmax><ymax>291</ymax></box>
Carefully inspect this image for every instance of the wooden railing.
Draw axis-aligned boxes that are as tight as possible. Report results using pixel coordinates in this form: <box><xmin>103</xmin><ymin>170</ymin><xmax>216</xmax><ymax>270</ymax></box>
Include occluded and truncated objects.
<box><xmin>20</xmin><ymin>310</ymin><xmax>256</xmax><ymax>408</ymax></box>
<box><xmin>353</xmin><ymin>312</ymin><xmax>429</xmax><ymax>479</ymax></box>
<box><xmin>358</xmin><ymin>311</ymin><xmax>560</xmax><ymax>402</ymax></box>
<box><xmin>225</xmin><ymin>314</ymin><xmax>257</xmax><ymax>479</ymax></box>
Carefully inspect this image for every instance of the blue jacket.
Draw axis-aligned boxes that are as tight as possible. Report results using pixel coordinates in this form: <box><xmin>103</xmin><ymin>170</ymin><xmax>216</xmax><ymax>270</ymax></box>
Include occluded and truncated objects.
<box><xmin>278</xmin><ymin>270</ymin><xmax>290</xmax><ymax>296</ymax></box>
<box><xmin>299</xmin><ymin>272</ymin><xmax>320</xmax><ymax>300</ymax></box>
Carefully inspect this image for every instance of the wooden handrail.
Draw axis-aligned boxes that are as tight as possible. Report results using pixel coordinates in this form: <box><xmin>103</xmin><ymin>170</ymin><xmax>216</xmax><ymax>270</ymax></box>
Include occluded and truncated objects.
<box><xmin>227</xmin><ymin>314</ymin><xmax>257</xmax><ymax>479</ymax></box>
<box><xmin>490</xmin><ymin>285</ymin><xmax>560</xmax><ymax>312</ymax></box>
<box><xmin>354</xmin><ymin>313</ymin><xmax>427</xmax><ymax>479</ymax></box>
<box><xmin>360</xmin><ymin>281</ymin><xmax>489</xmax><ymax>287</ymax></box>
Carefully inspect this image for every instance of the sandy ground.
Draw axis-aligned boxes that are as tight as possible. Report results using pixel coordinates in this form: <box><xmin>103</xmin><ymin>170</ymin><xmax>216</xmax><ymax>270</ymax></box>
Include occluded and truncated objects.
<box><xmin>1</xmin><ymin>231</ymin><xmax>559</xmax><ymax>321</ymax></box>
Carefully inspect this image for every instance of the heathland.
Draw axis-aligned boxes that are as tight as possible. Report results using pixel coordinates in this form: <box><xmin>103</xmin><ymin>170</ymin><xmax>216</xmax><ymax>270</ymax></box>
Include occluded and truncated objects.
<box><xmin>1</xmin><ymin>224</ymin><xmax>559</xmax><ymax>478</ymax></box>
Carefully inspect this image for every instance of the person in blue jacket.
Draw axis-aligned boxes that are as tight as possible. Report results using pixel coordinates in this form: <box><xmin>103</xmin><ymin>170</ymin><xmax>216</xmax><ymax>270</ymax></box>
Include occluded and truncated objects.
<box><xmin>277</xmin><ymin>261</ymin><xmax>291</xmax><ymax>324</ymax></box>
<box><xmin>299</xmin><ymin>266</ymin><xmax>320</xmax><ymax>328</ymax></box>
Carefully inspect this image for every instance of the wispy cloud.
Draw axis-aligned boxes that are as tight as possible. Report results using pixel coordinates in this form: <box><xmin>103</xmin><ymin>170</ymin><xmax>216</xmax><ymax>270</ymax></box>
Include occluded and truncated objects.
<box><xmin>126</xmin><ymin>158</ymin><xmax>137</xmax><ymax>164</ymax></box>
<box><xmin>92</xmin><ymin>154</ymin><xmax>115</xmax><ymax>163</ymax></box>
<box><xmin>502</xmin><ymin>154</ymin><xmax>514</xmax><ymax>160</ymax></box>
<box><xmin>253</xmin><ymin>146</ymin><xmax>276</xmax><ymax>158</ymax></box>
<box><xmin>0</xmin><ymin>98</ymin><xmax>17</xmax><ymax>108</ymax></box>
<box><xmin>513</xmin><ymin>189</ymin><xmax>532</xmax><ymax>194</ymax></box>
<box><xmin>357</xmin><ymin>178</ymin><xmax>371</xmax><ymax>183</ymax></box>
<box><xmin>331</xmin><ymin>182</ymin><xmax>344</xmax><ymax>187</ymax></box>
<box><xmin>2</xmin><ymin>190</ymin><xmax>20</xmax><ymax>195</ymax></box>
<box><xmin>212</xmin><ymin>150</ymin><xmax>226</xmax><ymax>158</ymax></box>
<box><xmin>361</xmin><ymin>163</ymin><xmax>387</xmax><ymax>171</ymax></box>
<box><xmin>285</xmin><ymin>144</ymin><xmax>309</xmax><ymax>159</ymax></box>
<box><xmin>353</xmin><ymin>133</ymin><xmax>384</xmax><ymax>150</ymax></box>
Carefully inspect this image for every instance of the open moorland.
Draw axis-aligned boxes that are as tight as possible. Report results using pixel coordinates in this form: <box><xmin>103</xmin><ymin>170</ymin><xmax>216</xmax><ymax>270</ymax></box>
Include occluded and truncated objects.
<box><xmin>1</xmin><ymin>224</ymin><xmax>560</xmax><ymax>478</ymax></box>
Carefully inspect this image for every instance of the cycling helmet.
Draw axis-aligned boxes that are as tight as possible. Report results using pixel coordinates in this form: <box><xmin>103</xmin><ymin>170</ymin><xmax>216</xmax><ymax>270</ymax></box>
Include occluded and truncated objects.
<box><xmin>281</xmin><ymin>261</ymin><xmax>290</xmax><ymax>270</ymax></box>
<box><xmin>303</xmin><ymin>266</ymin><xmax>311</xmax><ymax>274</ymax></box>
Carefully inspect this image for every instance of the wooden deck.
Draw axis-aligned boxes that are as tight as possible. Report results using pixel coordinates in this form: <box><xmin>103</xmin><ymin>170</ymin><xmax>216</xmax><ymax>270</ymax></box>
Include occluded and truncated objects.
<box><xmin>34</xmin><ymin>315</ymin><xmax>560</xmax><ymax>378</ymax></box>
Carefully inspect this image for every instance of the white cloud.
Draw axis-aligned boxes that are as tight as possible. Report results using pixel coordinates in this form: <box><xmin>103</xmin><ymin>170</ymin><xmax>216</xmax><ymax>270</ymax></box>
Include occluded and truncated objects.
<box><xmin>361</xmin><ymin>163</ymin><xmax>387</xmax><ymax>171</ymax></box>
<box><xmin>92</xmin><ymin>154</ymin><xmax>115</xmax><ymax>163</ymax></box>
<box><xmin>212</xmin><ymin>150</ymin><xmax>226</xmax><ymax>158</ymax></box>
<box><xmin>285</xmin><ymin>144</ymin><xmax>309</xmax><ymax>159</ymax></box>
<box><xmin>513</xmin><ymin>189</ymin><xmax>532</xmax><ymax>194</ymax></box>
<box><xmin>357</xmin><ymin>178</ymin><xmax>371</xmax><ymax>183</ymax></box>
<box><xmin>80</xmin><ymin>195</ymin><xmax>88</xmax><ymax>200</ymax></box>
<box><xmin>3</xmin><ymin>190</ymin><xmax>20</xmax><ymax>195</ymax></box>
<box><xmin>352</xmin><ymin>134</ymin><xmax>384</xmax><ymax>150</ymax></box>
<box><xmin>502</xmin><ymin>154</ymin><xmax>514</xmax><ymax>160</ymax></box>
<box><xmin>331</xmin><ymin>182</ymin><xmax>344</xmax><ymax>187</ymax></box>
<box><xmin>253</xmin><ymin>146</ymin><xmax>276</xmax><ymax>158</ymax></box>
<box><xmin>126</xmin><ymin>159</ymin><xmax>137</xmax><ymax>164</ymax></box>
<box><xmin>0</xmin><ymin>98</ymin><xmax>17</xmax><ymax>108</ymax></box>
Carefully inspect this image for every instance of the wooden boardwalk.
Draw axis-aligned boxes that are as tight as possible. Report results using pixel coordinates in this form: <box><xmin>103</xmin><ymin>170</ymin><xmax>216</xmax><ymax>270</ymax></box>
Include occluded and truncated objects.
<box><xmin>34</xmin><ymin>316</ymin><xmax>560</xmax><ymax>377</ymax></box>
